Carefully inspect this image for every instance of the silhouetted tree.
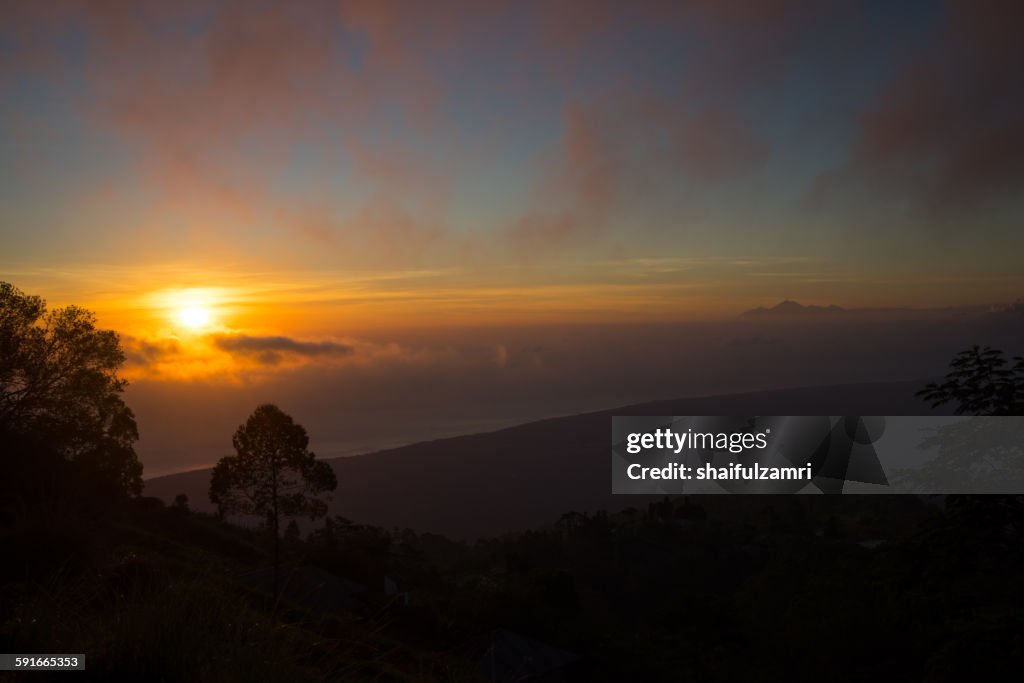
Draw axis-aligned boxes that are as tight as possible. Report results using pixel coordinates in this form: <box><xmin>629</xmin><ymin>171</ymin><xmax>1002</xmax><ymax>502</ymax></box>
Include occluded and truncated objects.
<box><xmin>209</xmin><ymin>404</ymin><xmax>337</xmax><ymax>602</ymax></box>
<box><xmin>174</xmin><ymin>493</ymin><xmax>189</xmax><ymax>510</ymax></box>
<box><xmin>917</xmin><ymin>345</ymin><xmax>1024</xmax><ymax>416</ymax></box>
<box><xmin>0</xmin><ymin>281</ymin><xmax>142</xmax><ymax>501</ymax></box>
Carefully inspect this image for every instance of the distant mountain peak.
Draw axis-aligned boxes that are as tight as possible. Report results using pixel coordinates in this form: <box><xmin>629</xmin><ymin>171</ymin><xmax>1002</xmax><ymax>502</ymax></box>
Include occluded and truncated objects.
<box><xmin>773</xmin><ymin>300</ymin><xmax>805</xmax><ymax>312</ymax></box>
<box><xmin>740</xmin><ymin>300</ymin><xmax>847</xmax><ymax>317</ymax></box>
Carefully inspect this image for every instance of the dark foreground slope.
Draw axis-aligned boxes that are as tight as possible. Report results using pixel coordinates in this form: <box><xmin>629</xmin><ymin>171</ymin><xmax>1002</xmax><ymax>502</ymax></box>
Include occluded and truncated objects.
<box><xmin>8</xmin><ymin>474</ymin><xmax>1023</xmax><ymax>681</ymax></box>
<box><xmin>6</xmin><ymin>381</ymin><xmax>1021</xmax><ymax>682</ymax></box>
<box><xmin>147</xmin><ymin>380</ymin><xmax>945</xmax><ymax>538</ymax></box>
<box><xmin>0</xmin><ymin>499</ymin><xmax>484</xmax><ymax>681</ymax></box>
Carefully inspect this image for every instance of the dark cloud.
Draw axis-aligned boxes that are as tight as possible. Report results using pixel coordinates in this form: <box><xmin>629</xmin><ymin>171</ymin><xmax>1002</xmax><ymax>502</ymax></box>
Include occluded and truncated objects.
<box><xmin>123</xmin><ymin>335</ymin><xmax>182</xmax><ymax>365</ymax></box>
<box><xmin>211</xmin><ymin>333</ymin><xmax>355</xmax><ymax>366</ymax></box>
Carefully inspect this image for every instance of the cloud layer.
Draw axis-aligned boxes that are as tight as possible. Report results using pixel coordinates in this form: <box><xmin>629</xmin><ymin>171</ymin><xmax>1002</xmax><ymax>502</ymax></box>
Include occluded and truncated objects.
<box><xmin>210</xmin><ymin>333</ymin><xmax>355</xmax><ymax>366</ymax></box>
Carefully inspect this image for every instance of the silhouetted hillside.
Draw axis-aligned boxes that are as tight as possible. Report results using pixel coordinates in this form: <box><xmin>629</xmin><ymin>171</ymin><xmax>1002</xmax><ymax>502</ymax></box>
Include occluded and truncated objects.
<box><xmin>146</xmin><ymin>380</ymin><xmax>949</xmax><ymax>538</ymax></box>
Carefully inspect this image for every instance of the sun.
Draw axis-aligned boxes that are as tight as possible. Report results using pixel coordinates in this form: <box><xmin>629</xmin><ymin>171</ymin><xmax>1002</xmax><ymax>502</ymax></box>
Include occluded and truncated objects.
<box><xmin>148</xmin><ymin>286</ymin><xmax>229</xmax><ymax>335</ymax></box>
<box><xmin>177</xmin><ymin>305</ymin><xmax>212</xmax><ymax>330</ymax></box>
<box><xmin>156</xmin><ymin>288</ymin><xmax>222</xmax><ymax>332</ymax></box>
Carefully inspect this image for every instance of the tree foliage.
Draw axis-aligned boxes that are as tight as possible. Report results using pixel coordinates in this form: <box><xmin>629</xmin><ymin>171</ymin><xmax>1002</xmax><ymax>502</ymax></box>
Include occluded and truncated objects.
<box><xmin>209</xmin><ymin>404</ymin><xmax>337</xmax><ymax>525</ymax></box>
<box><xmin>0</xmin><ymin>281</ymin><xmax>142</xmax><ymax>498</ymax></box>
<box><xmin>916</xmin><ymin>345</ymin><xmax>1024</xmax><ymax>416</ymax></box>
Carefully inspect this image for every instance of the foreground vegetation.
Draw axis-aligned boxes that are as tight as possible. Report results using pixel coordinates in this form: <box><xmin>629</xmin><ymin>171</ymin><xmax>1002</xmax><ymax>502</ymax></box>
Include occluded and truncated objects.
<box><xmin>2</xmin><ymin>492</ymin><xmax>1023</xmax><ymax>681</ymax></box>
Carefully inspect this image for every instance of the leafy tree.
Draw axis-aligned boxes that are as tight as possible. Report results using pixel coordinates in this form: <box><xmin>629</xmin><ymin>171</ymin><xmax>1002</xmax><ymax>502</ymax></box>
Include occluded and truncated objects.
<box><xmin>209</xmin><ymin>404</ymin><xmax>337</xmax><ymax>601</ymax></box>
<box><xmin>917</xmin><ymin>345</ymin><xmax>1024</xmax><ymax>416</ymax></box>
<box><xmin>0</xmin><ymin>281</ymin><xmax>142</xmax><ymax>500</ymax></box>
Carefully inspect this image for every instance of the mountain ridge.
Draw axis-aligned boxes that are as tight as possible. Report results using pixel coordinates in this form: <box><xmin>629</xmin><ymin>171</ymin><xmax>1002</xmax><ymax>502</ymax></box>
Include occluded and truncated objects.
<box><xmin>144</xmin><ymin>378</ymin><xmax>948</xmax><ymax>539</ymax></box>
<box><xmin>738</xmin><ymin>300</ymin><xmax>995</xmax><ymax>318</ymax></box>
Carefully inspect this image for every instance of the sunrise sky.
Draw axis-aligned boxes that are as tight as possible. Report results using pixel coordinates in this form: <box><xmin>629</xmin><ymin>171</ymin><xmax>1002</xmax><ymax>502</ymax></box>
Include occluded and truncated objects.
<box><xmin>2</xmin><ymin>0</ymin><xmax>1023</xmax><ymax>388</ymax></box>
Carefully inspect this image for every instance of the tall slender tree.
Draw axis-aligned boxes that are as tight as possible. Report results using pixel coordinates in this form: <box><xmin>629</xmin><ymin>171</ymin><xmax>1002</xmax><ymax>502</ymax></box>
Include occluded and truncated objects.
<box><xmin>209</xmin><ymin>404</ymin><xmax>337</xmax><ymax>603</ymax></box>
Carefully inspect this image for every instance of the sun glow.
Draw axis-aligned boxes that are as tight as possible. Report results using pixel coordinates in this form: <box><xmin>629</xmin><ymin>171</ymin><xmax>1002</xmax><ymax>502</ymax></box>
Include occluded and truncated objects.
<box><xmin>151</xmin><ymin>287</ymin><xmax>225</xmax><ymax>333</ymax></box>
<box><xmin>177</xmin><ymin>305</ymin><xmax>212</xmax><ymax>330</ymax></box>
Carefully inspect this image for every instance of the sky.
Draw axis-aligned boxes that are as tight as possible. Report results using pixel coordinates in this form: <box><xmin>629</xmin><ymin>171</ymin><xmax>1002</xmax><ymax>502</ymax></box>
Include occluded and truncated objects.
<box><xmin>1</xmin><ymin>1</ymin><xmax>1023</xmax><ymax>474</ymax></box>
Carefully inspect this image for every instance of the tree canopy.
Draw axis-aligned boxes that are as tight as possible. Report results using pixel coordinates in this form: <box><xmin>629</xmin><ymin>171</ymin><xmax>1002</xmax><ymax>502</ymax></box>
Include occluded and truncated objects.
<box><xmin>916</xmin><ymin>345</ymin><xmax>1024</xmax><ymax>416</ymax></box>
<box><xmin>0</xmin><ymin>281</ymin><xmax>142</xmax><ymax>498</ymax></box>
<box><xmin>209</xmin><ymin>404</ymin><xmax>337</xmax><ymax>525</ymax></box>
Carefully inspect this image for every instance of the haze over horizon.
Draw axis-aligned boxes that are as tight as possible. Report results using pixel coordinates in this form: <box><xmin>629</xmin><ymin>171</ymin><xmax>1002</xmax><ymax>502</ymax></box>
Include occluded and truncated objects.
<box><xmin>3</xmin><ymin>1</ymin><xmax>1022</xmax><ymax>477</ymax></box>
